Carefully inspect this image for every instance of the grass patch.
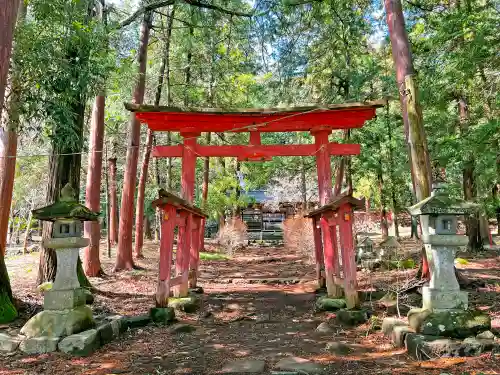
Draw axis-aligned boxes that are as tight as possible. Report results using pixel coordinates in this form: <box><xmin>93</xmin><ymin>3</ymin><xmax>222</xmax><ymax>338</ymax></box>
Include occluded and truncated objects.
<box><xmin>199</xmin><ymin>252</ymin><xmax>230</xmax><ymax>261</ymax></box>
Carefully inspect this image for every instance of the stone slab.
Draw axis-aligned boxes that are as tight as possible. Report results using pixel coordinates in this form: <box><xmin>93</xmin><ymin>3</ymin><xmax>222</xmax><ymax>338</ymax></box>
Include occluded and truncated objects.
<box><xmin>0</xmin><ymin>333</ymin><xmax>21</xmax><ymax>352</ymax></box>
<box><xmin>381</xmin><ymin>317</ymin><xmax>407</xmax><ymax>336</ymax></box>
<box><xmin>405</xmin><ymin>333</ymin><xmax>462</xmax><ymax>360</ymax></box>
<box><xmin>20</xmin><ymin>305</ymin><xmax>94</xmax><ymax>338</ymax></box>
<box><xmin>58</xmin><ymin>329</ymin><xmax>99</xmax><ymax>356</ymax></box>
<box><xmin>221</xmin><ymin>359</ymin><xmax>266</xmax><ymax>373</ymax></box>
<box><xmin>275</xmin><ymin>357</ymin><xmax>324</xmax><ymax>373</ymax></box>
<box><xmin>44</xmin><ymin>288</ymin><xmax>86</xmax><ymax>310</ymax></box>
<box><xmin>125</xmin><ymin>315</ymin><xmax>151</xmax><ymax>329</ymax></box>
<box><xmin>408</xmin><ymin>309</ymin><xmax>491</xmax><ymax>339</ymax></box>
<box><xmin>422</xmin><ymin>287</ymin><xmax>468</xmax><ymax>310</ymax></box>
<box><xmin>168</xmin><ymin>323</ymin><xmax>196</xmax><ymax>334</ymax></box>
<box><xmin>391</xmin><ymin>325</ymin><xmax>415</xmax><ymax>348</ymax></box>
<box><xmin>97</xmin><ymin>318</ymin><xmax>124</xmax><ymax>346</ymax></box>
<box><xmin>19</xmin><ymin>337</ymin><xmax>60</xmax><ymax>354</ymax></box>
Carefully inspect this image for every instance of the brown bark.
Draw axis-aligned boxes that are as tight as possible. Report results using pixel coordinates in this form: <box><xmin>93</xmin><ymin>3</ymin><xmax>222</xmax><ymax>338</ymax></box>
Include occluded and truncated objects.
<box><xmin>0</xmin><ymin>0</ymin><xmax>23</xmax><ymax>255</ymax></box>
<box><xmin>38</xmin><ymin>102</ymin><xmax>87</xmax><ymax>285</ymax></box>
<box><xmin>134</xmin><ymin>129</ymin><xmax>153</xmax><ymax>258</ymax></box>
<box><xmin>115</xmin><ymin>10</ymin><xmax>152</xmax><ymax>271</ymax></box>
<box><xmin>384</xmin><ymin>0</ymin><xmax>432</xmax><ymax>202</ymax></box>
<box><xmin>378</xmin><ymin>168</ymin><xmax>389</xmax><ymax>239</ymax></box>
<box><xmin>134</xmin><ymin>7</ymin><xmax>175</xmax><ymax>258</ymax></box>
<box><xmin>0</xmin><ymin>244</ymin><xmax>17</xmax><ymax>322</ymax></box>
<box><xmin>458</xmin><ymin>95</ymin><xmax>481</xmax><ymax>250</ymax></box>
<box><xmin>108</xmin><ymin>156</ymin><xmax>118</xmax><ymax>245</ymax></box>
<box><xmin>83</xmin><ymin>95</ymin><xmax>105</xmax><ymax>276</ymax></box>
<box><xmin>22</xmin><ymin>209</ymin><xmax>32</xmax><ymax>254</ymax></box>
<box><xmin>144</xmin><ymin>215</ymin><xmax>152</xmax><ymax>240</ymax></box>
<box><xmin>385</xmin><ymin>0</ymin><xmax>432</xmax><ymax>279</ymax></box>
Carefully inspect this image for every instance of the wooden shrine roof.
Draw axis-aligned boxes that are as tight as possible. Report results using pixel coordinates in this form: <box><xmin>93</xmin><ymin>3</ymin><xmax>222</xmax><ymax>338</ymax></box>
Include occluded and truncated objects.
<box><xmin>151</xmin><ymin>189</ymin><xmax>207</xmax><ymax>218</ymax></box>
<box><xmin>305</xmin><ymin>193</ymin><xmax>365</xmax><ymax>218</ymax></box>
<box><xmin>125</xmin><ymin>100</ymin><xmax>387</xmax><ymax>133</ymax></box>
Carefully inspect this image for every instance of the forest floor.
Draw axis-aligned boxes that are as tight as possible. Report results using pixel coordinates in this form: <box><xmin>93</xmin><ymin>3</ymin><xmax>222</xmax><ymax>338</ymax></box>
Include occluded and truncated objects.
<box><xmin>2</xmin><ymin>238</ymin><xmax>500</xmax><ymax>375</ymax></box>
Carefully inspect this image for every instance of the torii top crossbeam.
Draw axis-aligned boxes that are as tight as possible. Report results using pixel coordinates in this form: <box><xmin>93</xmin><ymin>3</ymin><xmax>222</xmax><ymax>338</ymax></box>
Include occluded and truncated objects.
<box><xmin>127</xmin><ymin>100</ymin><xmax>385</xmax><ymax>205</ymax></box>
<box><xmin>126</xmin><ymin>101</ymin><xmax>385</xmax><ymax>133</ymax></box>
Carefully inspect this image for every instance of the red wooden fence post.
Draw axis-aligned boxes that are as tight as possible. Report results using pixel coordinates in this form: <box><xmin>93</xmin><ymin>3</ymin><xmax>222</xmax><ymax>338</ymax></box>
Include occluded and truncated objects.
<box><xmin>156</xmin><ymin>205</ymin><xmax>176</xmax><ymax>307</ymax></box>
<box><xmin>339</xmin><ymin>205</ymin><xmax>359</xmax><ymax>308</ymax></box>
<box><xmin>189</xmin><ymin>216</ymin><xmax>201</xmax><ymax>288</ymax></box>
<box><xmin>312</xmin><ymin>218</ymin><xmax>325</xmax><ymax>288</ymax></box>
<box><xmin>320</xmin><ymin>217</ymin><xmax>343</xmax><ymax>297</ymax></box>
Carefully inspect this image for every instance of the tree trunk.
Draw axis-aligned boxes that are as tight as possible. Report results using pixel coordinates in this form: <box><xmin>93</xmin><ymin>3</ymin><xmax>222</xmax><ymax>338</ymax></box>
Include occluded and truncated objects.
<box><xmin>458</xmin><ymin>95</ymin><xmax>481</xmax><ymax>250</ymax></box>
<box><xmin>144</xmin><ymin>215</ymin><xmax>152</xmax><ymax>240</ymax></box>
<box><xmin>378</xmin><ymin>168</ymin><xmax>389</xmax><ymax>239</ymax></box>
<box><xmin>108</xmin><ymin>156</ymin><xmax>118</xmax><ymax>245</ymax></box>
<box><xmin>38</xmin><ymin>102</ymin><xmax>89</xmax><ymax>286</ymax></box>
<box><xmin>386</xmin><ymin>104</ymin><xmax>400</xmax><ymax>238</ymax></box>
<box><xmin>0</xmin><ymin>0</ymin><xmax>23</xmax><ymax>255</ymax></box>
<box><xmin>0</xmin><ymin>245</ymin><xmax>17</xmax><ymax>323</ymax></box>
<box><xmin>115</xmin><ymin>10</ymin><xmax>152</xmax><ymax>271</ymax></box>
<box><xmin>83</xmin><ymin>95</ymin><xmax>105</xmax><ymax>276</ymax></box>
<box><xmin>384</xmin><ymin>0</ymin><xmax>432</xmax><ymax>201</ymax></box>
<box><xmin>134</xmin><ymin>129</ymin><xmax>153</xmax><ymax>258</ymax></box>
<box><xmin>134</xmin><ymin>8</ymin><xmax>174</xmax><ymax>258</ymax></box>
<box><xmin>385</xmin><ymin>0</ymin><xmax>432</xmax><ymax>280</ymax></box>
<box><xmin>22</xmin><ymin>209</ymin><xmax>32</xmax><ymax>253</ymax></box>
<box><xmin>105</xmin><ymin>145</ymin><xmax>111</xmax><ymax>258</ymax></box>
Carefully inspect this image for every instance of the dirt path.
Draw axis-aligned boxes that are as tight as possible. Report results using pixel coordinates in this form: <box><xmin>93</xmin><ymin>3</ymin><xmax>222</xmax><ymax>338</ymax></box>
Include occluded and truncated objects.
<box><xmin>2</xmin><ymin>242</ymin><xmax>499</xmax><ymax>374</ymax></box>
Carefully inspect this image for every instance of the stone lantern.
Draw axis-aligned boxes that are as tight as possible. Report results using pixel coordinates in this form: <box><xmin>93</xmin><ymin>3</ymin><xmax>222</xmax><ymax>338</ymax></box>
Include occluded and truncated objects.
<box><xmin>20</xmin><ymin>184</ymin><xmax>99</xmax><ymax>344</ymax></box>
<box><xmin>407</xmin><ymin>182</ymin><xmax>477</xmax><ymax>311</ymax></box>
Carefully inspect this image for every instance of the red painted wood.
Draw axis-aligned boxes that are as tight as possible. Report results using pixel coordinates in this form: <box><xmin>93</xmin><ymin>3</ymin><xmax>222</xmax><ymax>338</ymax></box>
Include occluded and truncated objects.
<box><xmin>169</xmin><ymin>275</ymin><xmax>183</xmax><ymax>287</ymax></box>
<box><xmin>313</xmin><ymin>129</ymin><xmax>333</xmax><ymax>206</ymax></box>
<box><xmin>329</xmin><ymin>222</ymin><xmax>342</xmax><ymax>287</ymax></box>
<box><xmin>83</xmin><ymin>95</ymin><xmax>105</xmax><ymax>276</ymax></box>
<box><xmin>156</xmin><ymin>205</ymin><xmax>176</xmax><ymax>307</ymax></box>
<box><xmin>249</xmin><ymin>131</ymin><xmax>261</xmax><ymax>145</ymax></box>
<box><xmin>138</xmin><ymin>108</ymin><xmax>376</xmax><ymax>133</ymax></box>
<box><xmin>312</xmin><ymin>218</ymin><xmax>325</xmax><ymax>288</ymax></box>
<box><xmin>181</xmin><ymin>136</ymin><xmax>197</xmax><ymax>203</ymax></box>
<box><xmin>154</xmin><ymin>143</ymin><xmax>360</xmax><ymax>158</ymax></box>
<box><xmin>338</xmin><ymin>204</ymin><xmax>359</xmax><ymax>308</ymax></box>
<box><xmin>189</xmin><ymin>217</ymin><xmax>202</xmax><ymax>288</ymax></box>
<box><xmin>174</xmin><ymin>213</ymin><xmax>191</xmax><ymax>297</ymax></box>
<box><xmin>320</xmin><ymin>217</ymin><xmax>342</xmax><ymax>297</ymax></box>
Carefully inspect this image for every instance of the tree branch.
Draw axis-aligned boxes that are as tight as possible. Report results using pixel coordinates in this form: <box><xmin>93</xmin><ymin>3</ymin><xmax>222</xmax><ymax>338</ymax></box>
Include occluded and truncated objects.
<box><xmin>119</xmin><ymin>0</ymin><xmax>252</xmax><ymax>28</ymax></box>
<box><xmin>183</xmin><ymin>0</ymin><xmax>252</xmax><ymax>16</ymax></box>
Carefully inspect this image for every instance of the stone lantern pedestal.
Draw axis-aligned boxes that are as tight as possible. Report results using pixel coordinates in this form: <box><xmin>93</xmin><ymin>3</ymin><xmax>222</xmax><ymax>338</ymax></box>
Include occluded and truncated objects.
<box><xmin>406</xmin><ymin>183</ymin><xmax>491</xmax><ymax>339</ymax></box>
<box><xmin>19</xmin><ymin>185</ymin><xmax>98</xmax><ymax>349</ymax></box>
<box><xmin>42</xmin><ymin>235</ymin><xmax>89</xmax><ymax>310</ymax></box>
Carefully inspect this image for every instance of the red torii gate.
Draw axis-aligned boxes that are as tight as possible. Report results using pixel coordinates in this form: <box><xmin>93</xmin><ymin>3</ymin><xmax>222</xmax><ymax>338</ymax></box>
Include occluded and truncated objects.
<box><xmin>127</xmin><ymin>100</ymin><xmax>384</xmax><ymax>301</ymax></box>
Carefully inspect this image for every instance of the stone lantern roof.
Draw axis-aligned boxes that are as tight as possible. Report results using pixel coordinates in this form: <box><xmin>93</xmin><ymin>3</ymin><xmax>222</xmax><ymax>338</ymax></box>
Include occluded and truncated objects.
<box><xmin>32</xmin><ymin>184</ymin><xmax>99</xmax><ymax>222</ymax></box>
<box><xmin>407</xmin><ymin>183</ymin><xmax>478</xmax><ymax>216</ymax></box>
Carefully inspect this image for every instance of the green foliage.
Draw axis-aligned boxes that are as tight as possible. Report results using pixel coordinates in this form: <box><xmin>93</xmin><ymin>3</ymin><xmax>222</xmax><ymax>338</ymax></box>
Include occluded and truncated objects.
<box><xmin>13</xmin><ymin>0</ymin><xmax>111</xmax><ymax>149</ymax></box>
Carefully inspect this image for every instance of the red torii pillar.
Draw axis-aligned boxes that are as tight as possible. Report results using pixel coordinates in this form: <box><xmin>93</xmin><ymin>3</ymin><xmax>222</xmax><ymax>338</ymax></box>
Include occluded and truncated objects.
<box><xmin>311</xmin><ymin>127</ymin><xmax>342</xmax><ymax>297</ymax></box>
